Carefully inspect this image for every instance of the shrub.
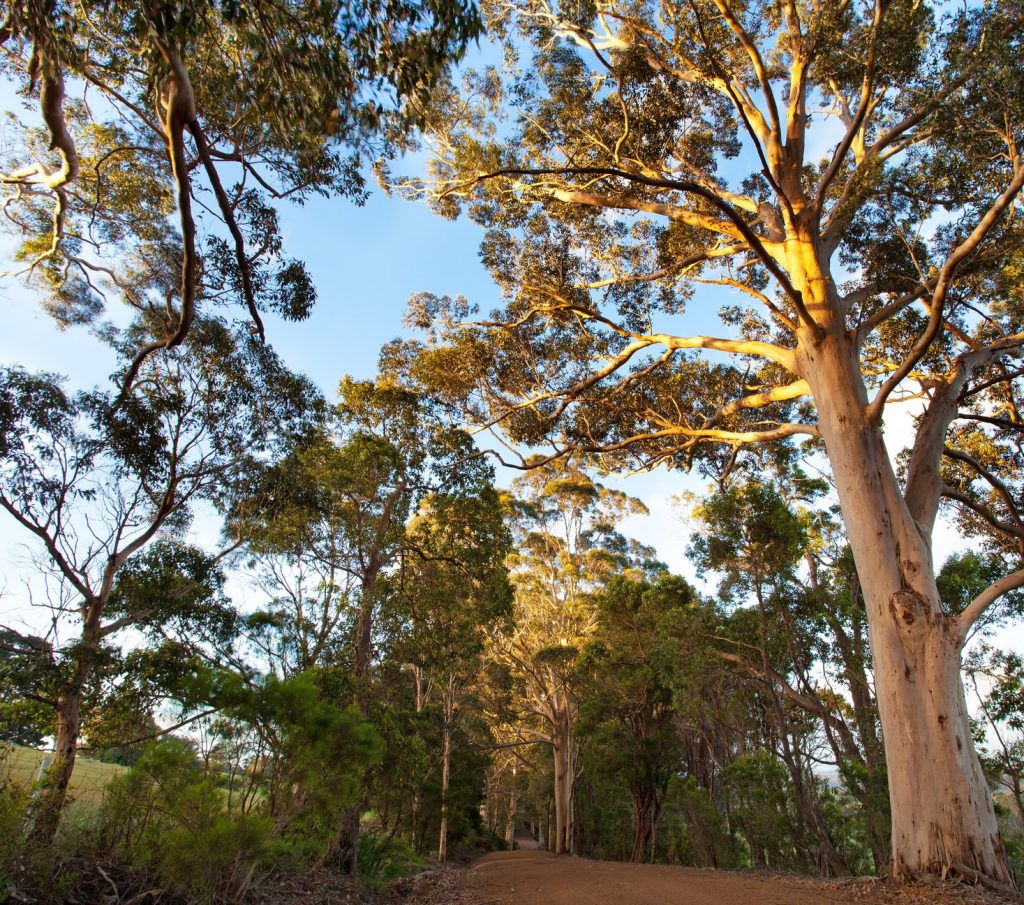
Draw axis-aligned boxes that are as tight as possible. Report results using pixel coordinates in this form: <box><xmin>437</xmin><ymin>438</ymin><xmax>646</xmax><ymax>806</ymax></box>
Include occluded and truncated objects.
<box><xmin>356</xmin><ymin>830</ymin><xmax>423</xmax><ymax>890</ymax></box>
<box><xmin>99</xmin><ymin>741</ymin><xmax>271</xmax><ymax>904</ymax></box>
<box><xmin>0</xmin><ymin>744</ymin><xmax>30</xmax><ymax>891</ymax></box>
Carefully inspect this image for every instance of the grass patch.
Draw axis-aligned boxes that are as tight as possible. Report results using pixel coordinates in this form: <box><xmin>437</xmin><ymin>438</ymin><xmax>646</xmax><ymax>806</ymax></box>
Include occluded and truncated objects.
<box><xmin>7</xmin><ymin>745</ymin><xmax>126</xmax><ymax>820</ymax></box>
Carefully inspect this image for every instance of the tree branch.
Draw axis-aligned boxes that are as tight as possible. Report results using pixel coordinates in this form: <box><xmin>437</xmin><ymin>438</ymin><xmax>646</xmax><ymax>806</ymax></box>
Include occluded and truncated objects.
<box><xmin>867</xmin><ymin>159</ymin><xmax>1024</xmax><ymax>422</ymax></box>
<box><xmin>459</xmin><ymin>165</ymin><xmax>816</xmax><ymax>329</ymax></box>
<box><xmin>957</xmin><ymin>569</ymin><xmax>1024</xmax><ymax>644</ymax></box>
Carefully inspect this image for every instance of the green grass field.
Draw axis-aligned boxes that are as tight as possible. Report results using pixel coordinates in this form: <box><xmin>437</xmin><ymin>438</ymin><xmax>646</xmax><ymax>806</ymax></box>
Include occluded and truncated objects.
<box><xmin>3</xmin><ymin>744</ymin><xmax>126</xmax><ymax>815</ymax></box>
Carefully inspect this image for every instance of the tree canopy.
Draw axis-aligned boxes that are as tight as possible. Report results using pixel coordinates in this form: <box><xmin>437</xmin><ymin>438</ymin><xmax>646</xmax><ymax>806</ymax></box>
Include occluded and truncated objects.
<box><xmin>0</xmin><ymin>0</ymin><xmax>483</xmax><ymax>386</ymax></box>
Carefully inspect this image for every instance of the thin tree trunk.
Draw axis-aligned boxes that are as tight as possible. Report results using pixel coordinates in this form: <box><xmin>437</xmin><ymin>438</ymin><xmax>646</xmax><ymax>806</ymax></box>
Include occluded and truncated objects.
<box><xmin>551</xmin><ymin>711</ymin><xmax>574</xmax><ymax>854</ymax></box>
<box><xmin>505</xmin><ymin>763</ymin><xmax>518</xmax><ymax>846</ymax></box>
<box><xmin>546</xmin><ymin>795</ymin><xmax>553</xmax><ymax>852</ymax></box>
<box><xmin>630</xmin><ymin>787</ymin><xmax>655</xmax><ymax>863</ymax></box>
<box><xmin>438</xmin><ymin>675</ymin><xmax>455</xmax><ymax>862</ymax></box>
<box><xmin>29</xmin><ymin>615</ymin><xmax>99</xmax><ymax>844</ymax></box>
<box><xmin>412</xmin><ymin>665</ymin><xmax>426</xmax><ymax>854</ymax></box>
<box><xmin>29</xmin><ymin>686</ymin><xmax>81</xmax><ymax>843</ymax></box>
<box><xmin>327</xmin><ymin>566</ymin><xmax>379</xmax><ymax>874</ymax></box>
<box><xmin>330</xmin><ymin>805</ymin><xmax>360</xmax><ymax>875</ymax></box>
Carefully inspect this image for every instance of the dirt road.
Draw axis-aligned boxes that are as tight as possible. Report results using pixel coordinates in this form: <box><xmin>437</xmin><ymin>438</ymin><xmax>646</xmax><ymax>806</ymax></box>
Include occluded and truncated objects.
<box><xmin>460</xmin><ymin>851</ymin><xmax>857</xmax><ymax>905</ymax></box>
<box><xmin>439</xmin><ymin>851</ymin><xmax>1005</xmax><ymax>905</ymax></box>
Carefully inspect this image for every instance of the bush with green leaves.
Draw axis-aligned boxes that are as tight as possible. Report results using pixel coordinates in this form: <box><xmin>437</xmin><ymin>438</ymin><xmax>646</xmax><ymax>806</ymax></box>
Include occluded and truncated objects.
<box><xmin>0</xmin><ymin>744</ymin><xmax>31</xmax><ymax>892</ymax></box>
<box><xmin>98</xmin><ymin>741</ymin><xmax>270</xmax><ymax>904</ymax></box>
<box><xmin>356</xmin><ymin>830</ymin><xmax>423</xmax><ymax>890</ymax></box>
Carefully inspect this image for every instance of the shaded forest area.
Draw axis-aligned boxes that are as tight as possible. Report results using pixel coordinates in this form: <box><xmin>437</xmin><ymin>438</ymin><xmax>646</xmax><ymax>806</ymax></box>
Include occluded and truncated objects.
<box><xmin>2</xmin><ymin>0</ymin><xmax>1024</xmax><ymax>903</ymax></box>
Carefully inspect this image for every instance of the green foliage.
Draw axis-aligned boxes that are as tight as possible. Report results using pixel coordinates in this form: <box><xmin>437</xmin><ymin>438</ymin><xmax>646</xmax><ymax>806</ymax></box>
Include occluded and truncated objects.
<box><xmin>0</xmin><ymin>700</ymin><xmax>51</xmax><ymax>749</ymax></box>
<box><xmin>0</xmin><ymin>744</ymin><xmax>31</xmax><ymax>891</ymax></box>
<box><xmin>356</xmin><ymin>830</ymin><xmax>424</xmax><ymax>890</ymax></box>
<box><xmin>663</xmin><ymin>776</ymin><xmax>734</xmax><ymax>869</ymax></box>
<box><xmin>1</xmin><ymin>0</ymin><xmax>483</xmax><ymax>374</ymax></box>
<box><xmin>216</xmin><ymin>669</ymin><xmax>382</xmax><ymax>834</ymax></box>
<box><xmin>721</xmin><ymin>751</ymin><xmax>806</xmax><ymax>871</ymax></box>
<box><xmin>689</xmin><ymin>480</ymin><xmax>808</xmax><ymax>601</ymax></box>
<box><xmin>99</xmin><ymin>741</ymin><xmax>270</xmax><ymax>904</ymax></box>
<box><xmin>938</xmin><ymin>552</ymin><xmax>1024</xmax><ymax>630</ymax></box>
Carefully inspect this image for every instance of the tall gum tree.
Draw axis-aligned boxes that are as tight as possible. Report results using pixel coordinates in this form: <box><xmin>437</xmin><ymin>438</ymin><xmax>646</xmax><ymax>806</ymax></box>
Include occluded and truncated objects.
<box><xmin>492</xmin><ymin>464</ymin><xmax>657</xmax><ymax>854</ymax></box>
<box><xmin>0</xmin><ymin>322</ymin><xmax>314</xmax><ymax>841</ymax></box>
<box><xmin>397</xmin><ymin>0</ymin><xmax>1024</xmax><ymax>886</ymax></box>
<box><xmin>240</xmin><ymin>375</ymin><xmax>501</xmax><ymax>872</ymax></box>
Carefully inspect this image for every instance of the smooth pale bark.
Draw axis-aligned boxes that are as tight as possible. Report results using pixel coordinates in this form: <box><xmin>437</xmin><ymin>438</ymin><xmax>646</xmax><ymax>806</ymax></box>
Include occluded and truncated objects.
<box><xmin>546</xmin><ymin>796</ymin><xmax>554</xmax><ymax>851</ymax></box>
<box><xmin>504</xmin><ymin>763</ymin><xmax>518</xmax><ymax>846</ymax></box>
<box><xmin>797</xmin><ymin>279</ymin><xmax>1011</xmax><ymax>883</ymax></box>
<box><xmin>550</xmin><ymin>707</ymin><xmax>576</xmax><ymax>854</ymax></box>
<box><xmin>411</xmin><ymin>665</ymin><xmax>428</xmax><ymax>855</ymax></box>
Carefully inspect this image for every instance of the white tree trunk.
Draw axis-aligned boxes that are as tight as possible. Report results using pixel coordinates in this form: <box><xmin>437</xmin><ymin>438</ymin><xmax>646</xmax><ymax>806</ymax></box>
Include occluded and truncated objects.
<box><xmin>803</xmin><ymin>333</ymin><xmax>1012</xmax><ymax>884</ymax></box>
<box><xmin>551</xmin><ymin>708</ymin><xmax>575</xmax><ymax>854</ymax></box>
<box><xmin>505</xmin><ymin>763</ymin><xmax>518</xmax><ymax>846</ymax></box>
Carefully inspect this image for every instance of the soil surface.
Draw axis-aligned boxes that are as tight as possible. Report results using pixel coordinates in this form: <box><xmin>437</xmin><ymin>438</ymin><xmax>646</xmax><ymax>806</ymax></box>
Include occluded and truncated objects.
<box><xmin>386</xmin><ymin>851</ymin><xmax>1015</xmax><ymax>905</ymax></box>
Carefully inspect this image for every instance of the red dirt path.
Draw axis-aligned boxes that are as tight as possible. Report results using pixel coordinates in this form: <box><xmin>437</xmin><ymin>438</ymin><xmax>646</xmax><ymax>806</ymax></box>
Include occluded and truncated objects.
<box><xmin>463</xmin><ymin>850</ymin><xmax>861</xmax><ymax>904</ymax></box>
<box><xmin>434</xmin><ymin>850</ymin><xmax>1011</xmax><ymax>905</ymax></box>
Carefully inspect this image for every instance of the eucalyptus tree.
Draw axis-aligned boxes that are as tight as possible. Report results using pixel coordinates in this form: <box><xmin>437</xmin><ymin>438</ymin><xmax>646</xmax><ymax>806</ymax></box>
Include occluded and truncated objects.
<box><xmin>492</xmin><ymin>464</ymin><xmax>656</xmax><ymax>854</ymax></box>
<box><xmin>691</xmin><ymin>479</ymin><xmax>859</xmax><ymax>875</ymax></box>
<box><xmin>0</xmin><ymin>0</ymin><xmax>482</xmax><ymax>385</ymax></box>
<box><xmin>392</xmin><ymin>491</ymin><xmax>512</xmax><ymax>860</ymax></box>
<box><xmin>966</xmin><ymin>646</ymin><xmax>1024</xmax><ymax>823</ymax></box>
<box><xmin>578</xmin><ymin>573</ymin><xmax>692</xmax><ymax>863</ymax></box>
<box><xmin>0</xmin><ymin>321</ymin><xmax>314</xmax><ymax>841</ymax></box>
<box><xmin>238</xmin><ymin>375</ymin><xmax>499</xmax><ymax>871</ymax></box>
<box><xmin>399</xmin><ymin>0</ymin><xmax>1024</xmax><ymax>884</ymax></box>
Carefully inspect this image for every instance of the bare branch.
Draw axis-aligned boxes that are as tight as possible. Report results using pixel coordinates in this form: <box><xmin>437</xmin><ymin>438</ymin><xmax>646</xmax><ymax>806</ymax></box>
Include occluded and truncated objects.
<box><xmin>957</xmin><ymin>569</ymin><xmax>1024</xmax><ymax>644</ymax></box>
<box><xmin>868</xmin><ymin>160</ymin><xmax>1024</xmax><ymax>422</ymax></box>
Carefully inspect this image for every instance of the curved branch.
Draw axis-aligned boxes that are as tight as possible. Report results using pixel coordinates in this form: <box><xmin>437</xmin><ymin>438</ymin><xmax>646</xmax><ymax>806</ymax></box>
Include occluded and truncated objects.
<box><xmin>957</xmin><ymin>569</ymin><xmax>1024</xmax><ymax>645</ymax></box>
<box><xmin>712</xmin><ymin>379</ymin><xmax>811</xmax><ymax>422</ymax></box>
<box><xmin>855</xmin><ymin>281</ymin><xmax>933</xmax><ymax>346</ymax></box>
<box><xmin>867</xmin><ymin>160</ymin><xmax>1024</xmax><ymax>422</ymax></box>
<box><xmin>463</xmin><ymin>165</ymin><xmax>816</xmax><ymax>330</ymax></box>
<box><xmin>717</xmin><ymin>650</ymin><xmax>861</xmax><ymax>758</ymax></box>
<box><xmin>187</xmin><ymin>120</ymin><xmax>265</xmax><ymax>342</ymax></box>
<box><xmin>942</xmin><ymin>485</ymin><xmax>1024</xmax><ymax>542</ymax></box>
<box><xmin>121</xmin><ymin>45</ymin><xmax>198</xmax><ymax>392</ymax></box>
<box><xmin>815</xmin><ymin>0</ymin><xmax>886</xmax><ymax>206</ymax></box>
<box><xmin>708</xmin><ymin>0</ymin><xmax>781</xmax><ymax>141</ymax></box>
<box><xmin>943</xmin><ymin>445</ymin><xmax>1024</xmax><ymax>531</ymax></box>
<box><xmin>566</xmin><ymin>421</ymin><xmax>821</xmax><ymax>454</ymax></box>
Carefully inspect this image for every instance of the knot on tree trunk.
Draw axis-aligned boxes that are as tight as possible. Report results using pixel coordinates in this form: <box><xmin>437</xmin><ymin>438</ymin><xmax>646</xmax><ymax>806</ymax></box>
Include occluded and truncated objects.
<box><xmin>888</xmin><ymin>589</ymin><xmax>927</xmax><ymax>628</ymax></box>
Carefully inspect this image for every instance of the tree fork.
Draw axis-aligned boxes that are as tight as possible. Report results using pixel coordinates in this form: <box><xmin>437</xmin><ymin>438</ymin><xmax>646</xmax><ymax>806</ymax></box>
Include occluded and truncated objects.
<box><xmin>803</xmin><ymin>331</ymin><xmax>1014</xmax><ymax>886</ymax></box>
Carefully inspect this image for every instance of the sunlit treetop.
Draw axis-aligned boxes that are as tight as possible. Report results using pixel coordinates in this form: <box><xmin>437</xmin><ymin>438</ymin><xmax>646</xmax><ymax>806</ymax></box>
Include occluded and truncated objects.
<box><xmin>393</xmin><ymin>0</ymin><xmax>1023</xmax><ymax>500</ymax></box>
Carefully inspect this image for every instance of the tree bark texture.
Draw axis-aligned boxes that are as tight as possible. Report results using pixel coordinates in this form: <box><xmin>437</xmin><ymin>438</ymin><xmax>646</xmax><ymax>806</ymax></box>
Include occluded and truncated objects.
<box><xmin>438</xmin><ymin>675</ymin><xmax>455</xmax><ymax>861</ymax></box>
<box><xmin>29</xmin><ymin>612</ymin><xmax>100</xmax><ymax>844</ymax></box>
<box><xmin>630</xmin><ymin>786</ymin><xmax>656</xmax><ymax>864</ymax></box>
